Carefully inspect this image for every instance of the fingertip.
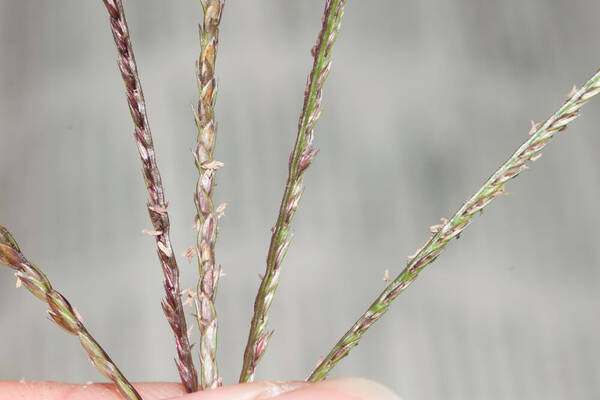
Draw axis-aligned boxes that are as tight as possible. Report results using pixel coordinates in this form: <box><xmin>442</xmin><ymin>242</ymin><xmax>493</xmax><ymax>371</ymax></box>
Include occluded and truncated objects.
<box><xmin>130</xmin><ymin>382</ymin><xmax>187</xmax><ymax>400</ymax></box>
<box><xmin>270</xmin><ymin>377</ymin><xmax>402</xmax><ymax>400</ymax></box>
<box><xmin>0</xmin><ymin>381</ymin><xmax>186</xmax><ymax>400</ymax></box>
<box><xmin>0</xmin><ymin>379</ymin><xmax>401</xmax><ymax>400</ymax></box>
<box><xmin>168</xmin><ymin>378</ymin><xmax>401</xmax><ymax>400</ymax></box>
<box><xmin>167</xmin><ymin>381</ymin><xmax>308</xmax><ymax>400</ymax></box>
<box><xmin>319</xmin><ymin>377</ymin><xmax>402</xmax><ymax>400</ymax></box>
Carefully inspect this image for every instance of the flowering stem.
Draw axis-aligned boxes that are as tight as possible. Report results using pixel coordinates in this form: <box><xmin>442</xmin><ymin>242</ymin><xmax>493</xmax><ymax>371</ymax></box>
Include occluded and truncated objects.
<box><xmin>239</xmin><ymin>0</ymin><xmax>347</xmax><ymax>383</ymax></box>
<box><xmin>0</xmin><ymin>227</ymin><xmax>142</xmax><ymax>400</ymax></box>
<box><xmin>193</xmin><ymin>0</ymin><xmax>225</xmax><ymax>390</ymax></box>
<box><xmin>102</xmin><ymin>0</ymin><xmax>198</xmax><ymax>392</ymax></box>
<box><xmin>308</xmin><ymin>68</ymin><xmax>600</xmax><ymax>382</ymax></box>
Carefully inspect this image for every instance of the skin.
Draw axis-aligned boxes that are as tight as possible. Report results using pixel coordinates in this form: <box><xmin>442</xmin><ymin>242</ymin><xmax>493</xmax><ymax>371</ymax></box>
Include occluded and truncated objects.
<box><xmin>0</xmin><ymin>377</ymin><xmax>402</xmax><ymax>400</ymax></box>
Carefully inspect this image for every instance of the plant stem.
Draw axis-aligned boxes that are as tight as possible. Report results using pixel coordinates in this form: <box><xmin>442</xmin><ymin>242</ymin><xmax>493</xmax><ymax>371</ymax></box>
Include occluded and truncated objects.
<box><xmin>193</xmin><ymin>0</ymin><xmax>225</xmax><ymax>390</ymax></box>
<box><xmin>0</xmin><ymin>227</ymin><xmax>142</xmax><ymax>400</ymax></box>
<box><xmin>307</xmin><ymin>69</ymin><xmax>600</xmax><ymax>382</ymax></box>
<box><xmin>239</xmin><ymin>0</ymin><xmax>347</xmax><ymax>383</ymax></box>
<box><xmin>101</xmin><ymin>0</ymin><xmax>198</xmax><ymax>392</ymax></box>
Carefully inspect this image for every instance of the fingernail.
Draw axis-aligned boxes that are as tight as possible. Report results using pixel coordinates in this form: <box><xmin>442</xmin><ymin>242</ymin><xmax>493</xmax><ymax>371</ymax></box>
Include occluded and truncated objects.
<box><xmin>254</xmin><ymin>381</ymin><xmax>309</xmax><ymax>399</ymax></box>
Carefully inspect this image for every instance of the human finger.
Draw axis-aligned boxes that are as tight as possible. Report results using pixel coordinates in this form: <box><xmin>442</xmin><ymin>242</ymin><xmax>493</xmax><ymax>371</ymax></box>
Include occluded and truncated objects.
<box><xmin>169</xmin><ymin>377</ymin><xmax>401</xmax><ymax>400</ymax></box>
<box><xmin>0</xmin><ymin>377</ymin><xmax>401</xmax><ymax>400</ymax></box>
<box><xmin>0</xmin><ymin>381</ymin><xmax>185</xmax><ymax>400</ymax></box>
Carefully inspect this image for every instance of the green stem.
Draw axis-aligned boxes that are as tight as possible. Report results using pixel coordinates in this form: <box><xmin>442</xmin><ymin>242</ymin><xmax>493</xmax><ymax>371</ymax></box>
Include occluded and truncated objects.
<box><xmin>308</xmin><ymin>68</ymin><xmax>600</xmax><ymax>382</ymax></box>
<box><xmin>0</xmin><ymin>227</ymin><xmax>142</xmax><ymax>400</ymax></box>
<box><xmin>239</xmin><ymin>0</ymin><xmax>347</xmax><ymax>383</ymax></box>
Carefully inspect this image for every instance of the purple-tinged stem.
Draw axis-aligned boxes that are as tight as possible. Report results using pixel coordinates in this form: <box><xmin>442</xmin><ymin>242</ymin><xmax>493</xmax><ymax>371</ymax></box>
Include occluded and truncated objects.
<box><xmin>101</xmin><ymin>0</ymin><xmax>198</xmax><ymax>392</ymax></box>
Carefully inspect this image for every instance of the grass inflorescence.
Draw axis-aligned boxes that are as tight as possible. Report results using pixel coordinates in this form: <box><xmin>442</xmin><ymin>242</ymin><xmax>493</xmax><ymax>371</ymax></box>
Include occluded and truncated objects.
<box><xmin>192</xmin><ymin>0</ymin><xmax>226</xmax><ymax>390</ymax></box>
<box><xmin>307</xmin><ymin>69</ymin><xmax>600</xmax><ymax>382</ymax></box>
<box><xmin>0</xmin><ymin>227</ymin><xmax>142</xmax><ymax>400</ymax></box>
<box><xmin>238</xmin><ymin>0</ymin><xmax>347</xmax><ymax>383</ymax></box>
<box><xmin>2</xmin><ymin>2</ymin><xmax>600</xmax><ymax>399</ymax></box>
<box><xmin>102</xmin><ymin>0</ymin><xmax>198</xmax><ymax>392</ymax></box>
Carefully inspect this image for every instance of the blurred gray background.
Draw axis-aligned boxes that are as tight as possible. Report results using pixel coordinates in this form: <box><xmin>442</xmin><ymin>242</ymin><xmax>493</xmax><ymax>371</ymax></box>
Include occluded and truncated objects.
<box><xmin>1</xmin><ymin>1</ymin><xmax>600</xmax><ymax>399</ymax></box>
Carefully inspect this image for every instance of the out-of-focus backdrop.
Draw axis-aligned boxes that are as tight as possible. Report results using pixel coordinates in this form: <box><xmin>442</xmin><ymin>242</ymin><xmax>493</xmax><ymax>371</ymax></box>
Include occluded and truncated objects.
<box><xmin>1</xmin><ymin>1</ymin><xmax>600</xmax><ymax>399</ymax></box>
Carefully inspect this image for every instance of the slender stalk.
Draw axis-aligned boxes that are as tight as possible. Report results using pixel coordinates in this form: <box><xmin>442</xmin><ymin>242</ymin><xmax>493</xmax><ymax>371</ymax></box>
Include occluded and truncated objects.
<box><xmin>239</xmin><ymin>0</ymin><xmax>347</xmax><ymax>383</ymax></box>
<box><xmin>193</xmin><ymin>0</ymin><xmax>225</xmax><ymax>390</ymax></box>
<box><xmin>308</xmin><ymin>69</ymin><xmax>600</xmax><ymax>382</ymax></box>
<box><xmin>101</xmin><ymin>0</ymin><xmax>198</xmax><ymax>392</ymax></box>
<box><xmin>0</xmin><ymin>227</ymin><xmax>141</xmax><ymax>400</ymax></box>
